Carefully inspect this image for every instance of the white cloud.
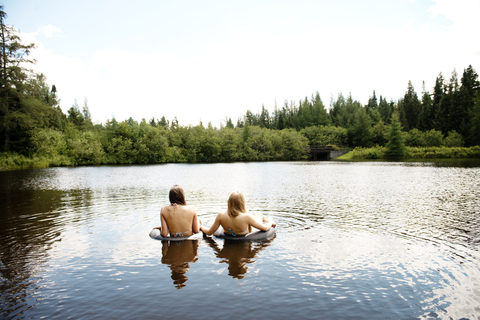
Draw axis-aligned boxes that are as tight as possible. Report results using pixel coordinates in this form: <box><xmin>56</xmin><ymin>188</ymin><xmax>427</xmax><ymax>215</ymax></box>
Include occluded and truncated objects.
<box><xmin>21</xmin><ymin>31</ymin><xmax>92</xmax><ymax>114</ymax></box>
<box><xmin>18</xmin><ymin>1</ymin><xmax>480</xmax><ymax>127</ymax></box>
<box><xmin>427</xmin><ymin>0</ymin><xmax>480</xmax><ymax>77</ymax></box>
<box><xmin>34</xmin><ymin>25</ymin><xmax>63</xmax><ymax>38</ymax></box>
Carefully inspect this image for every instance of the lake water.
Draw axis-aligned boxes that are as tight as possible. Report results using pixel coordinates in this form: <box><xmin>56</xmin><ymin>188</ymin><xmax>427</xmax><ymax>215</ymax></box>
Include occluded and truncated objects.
<box><xmin>1</xmin><ymin>160</ymin><xmax>480</xmax><ymax>319</ymax></box>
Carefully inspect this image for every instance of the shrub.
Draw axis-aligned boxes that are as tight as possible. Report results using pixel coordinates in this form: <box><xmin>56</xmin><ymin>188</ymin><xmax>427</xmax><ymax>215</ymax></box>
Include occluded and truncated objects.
<box><xmin>444</xmin><ymin>130</ymin><xmax>464</xmax><ymax>147</ymax></box>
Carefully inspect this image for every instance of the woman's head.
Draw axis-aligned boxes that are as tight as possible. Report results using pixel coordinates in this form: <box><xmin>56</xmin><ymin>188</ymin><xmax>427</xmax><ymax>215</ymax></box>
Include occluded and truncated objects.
<box><xmin>169</xmin><ymin>185</ymin><xmax>186</xmax><ymax>205</ymax></box>
<box><xmin>227</xmin><ymin>192</ymin><xmax>246</xmax><ymax>217</ymax></box>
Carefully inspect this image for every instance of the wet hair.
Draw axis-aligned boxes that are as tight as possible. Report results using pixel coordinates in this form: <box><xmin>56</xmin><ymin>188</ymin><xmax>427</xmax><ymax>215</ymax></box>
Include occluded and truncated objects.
<box><xmin>169</xmin><ymin>185</ymin><xmax>186</xmax><ymax>205</ymax></box>
<box><xmin>227</xmin><ymin>192</ymin><xmax>247</xmax><ymax>218</ymax></box>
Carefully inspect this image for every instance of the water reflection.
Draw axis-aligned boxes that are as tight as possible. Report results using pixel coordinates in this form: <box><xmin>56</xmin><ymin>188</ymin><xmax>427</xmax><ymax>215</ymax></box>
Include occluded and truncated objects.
<box><xmin>204</xmin><ymin>238</ymin><xmax>273</xmax><ymax>279</ymax></box>
<box><xmin>161</xmin><ymin>240</ymin><xmax>199</xmax><ymax>289</ymax></box>
<box><xmin>0</xmin><ymin>188</ymin><xmax>66</xmax><ymax>316</ymax></box>
<box><xmin>1</xmin><ymin>162</ymin><xmax>479</xmax><ymax>319</ymax></box>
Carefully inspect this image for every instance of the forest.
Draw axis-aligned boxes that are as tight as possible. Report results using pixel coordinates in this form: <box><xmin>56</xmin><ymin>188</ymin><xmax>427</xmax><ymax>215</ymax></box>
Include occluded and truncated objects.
<box><xmin>1</xmin><ymin>5</ymin><xmax>480</xmax><ymax>169</ymax></box>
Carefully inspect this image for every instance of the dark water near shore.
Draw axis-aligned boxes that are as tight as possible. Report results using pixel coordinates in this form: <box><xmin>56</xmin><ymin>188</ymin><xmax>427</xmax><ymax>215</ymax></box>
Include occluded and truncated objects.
<box><xmin>1</xmin><ymin>160</ymin><xmax>480</xmax><ymax>319</ymax></box>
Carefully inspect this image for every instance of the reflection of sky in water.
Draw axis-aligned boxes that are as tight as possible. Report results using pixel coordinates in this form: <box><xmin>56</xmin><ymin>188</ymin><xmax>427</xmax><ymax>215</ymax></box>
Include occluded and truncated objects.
<box><xmin>1</xmin><ymin>161</ymin><xmax>479</xmax><ymax>319</ymax></box>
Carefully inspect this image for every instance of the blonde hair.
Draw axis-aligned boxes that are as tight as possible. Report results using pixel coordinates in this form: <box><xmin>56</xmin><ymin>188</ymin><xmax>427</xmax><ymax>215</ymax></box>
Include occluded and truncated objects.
<box><xmin>227</xmin><ymin>192</ymin><xmax>247</xmax><ymax>217</ymax></box>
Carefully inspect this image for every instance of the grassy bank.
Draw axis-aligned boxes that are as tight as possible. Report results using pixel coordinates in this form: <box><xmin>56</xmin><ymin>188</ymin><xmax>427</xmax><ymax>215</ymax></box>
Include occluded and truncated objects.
<box><xmin>2</xmin><ymin>146</ymin><xmax>480</xmax><ymax>170</ymax></box>
<box><xmin>336</xmin><ymin>146</ymin><xmax>480</xmax><ymax>160</ymax></box>
<box><xmin>0</xmin><ymin>153</ymin><xmax>73</xmax><ymax>170</ymax></box>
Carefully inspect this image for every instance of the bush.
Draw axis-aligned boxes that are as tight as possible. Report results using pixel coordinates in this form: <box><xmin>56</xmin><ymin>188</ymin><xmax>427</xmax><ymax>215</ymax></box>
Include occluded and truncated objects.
<box><xmin>301</xmin><ymin>125</ymin><xmax>348</xmax><ymax>146</ymax></box>
<box><xmin>349</xmin><ymin>146</ymin><xmax>385</xmax><ymax>159</ymax></box>
<box><xmin>444</xmin><ymin>130</ymin><xmax>464</xmax><ymax>147</ymax></box>
<box><xmin>405</xmin><ymin>128</ymin><xmax>426</xmax><ymax>147</ymax></box>
<box><xmin>30</xmin><ymin>128</ymin><xmax>67</xmax><ymax>156</ymax></box>
<box><xmin>67</xmin><ymin>131</ymin><xmax>105</xmax><ymax>165</ymax></box>
<box><xmin>424</xmin><ymin>129</ymin><xmax>444</xmax><ymax>147</ymax></box>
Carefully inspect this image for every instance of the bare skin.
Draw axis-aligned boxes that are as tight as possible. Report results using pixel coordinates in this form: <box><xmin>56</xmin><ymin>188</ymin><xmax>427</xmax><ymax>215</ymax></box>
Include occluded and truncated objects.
<box><xmin>200</xmin><ymin>211</ymin><xmax>276</xmax><ymax>236</ymax></box>
<box><xmin>153</xmin><ymin>204</ymin><xmax>200</xmax><ymax>237</ymax></box>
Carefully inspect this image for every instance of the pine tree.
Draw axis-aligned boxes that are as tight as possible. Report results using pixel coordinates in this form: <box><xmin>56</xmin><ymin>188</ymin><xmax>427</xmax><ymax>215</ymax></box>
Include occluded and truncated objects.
<box><xmin>312</xmin><ymin>91</ymin><xmax>329</xmax><ymax>126</ymax></box>
<box><xmin>259</xmin><ymin>104</ymin><xmax>269</xmax><ymax>128</ymax></box>
<box><xmin>418</xmin><ymin>81</ymin><xmax>433</xmax><ymax>131</ymax></box>
<box><xmin>366</xmin><ymin>90</ymin><xmax>378</xmax><ymax>114</ymax></box>
<box><xmin>385</xmin><ymin>112</ymin><xmax>405</xmax><ymax>158</ymax></box>
<box><xmin>351</xmin><ymin>107</ymin><xmax>372</xmax><ymax>147</ymax></box>
<box><xmin>432</xmin><ymin>73</ymin><xmax>446</xmax><ymax>132</ymax></box>
<box><xmin>0</xmin><ymin>5</ymin><xmax>36</xmax><ymax>150</ymax></box>
<box><xmin>378</xmin><ymin>95</ymin><xmax>392</xmax><ymax>124</ymax></box>
<box><xmin>403</xmin><ymin>81</ymin><xmax>421</xmax><ymax>130</ymax></box>
<box><xmin>459</xmin><ymin>65</ymin><xmax>480</xmax><ymax>145</ymax></box>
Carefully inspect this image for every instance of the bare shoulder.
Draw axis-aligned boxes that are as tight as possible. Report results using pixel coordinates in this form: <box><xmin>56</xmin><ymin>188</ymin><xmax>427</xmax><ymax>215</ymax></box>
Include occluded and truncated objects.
<box><xmin>184</xmin><ymin>205</ymin><xmax>197</xmax><ymax>213</ymax></box>
<box><xmin>161</xmin><ymin>205</ymin><xmax>172</xmax><ymax>214</ymax></box>
<box><xmin>216</xmin><ymin>211</ymin><xmax>228</xmax><ymax>221</ymax></box>
<box><xmin>242</xmin><ymin>211</ymin><xmax>255</xmax><ymax>220</ymax></box>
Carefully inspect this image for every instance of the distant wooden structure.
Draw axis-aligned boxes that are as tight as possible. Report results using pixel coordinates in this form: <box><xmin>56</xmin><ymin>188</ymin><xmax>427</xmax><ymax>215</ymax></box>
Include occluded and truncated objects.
<box><xmin>309</xmin><ymin>145</ymin><xmax>348</xmax><ymax>160</ymax></box>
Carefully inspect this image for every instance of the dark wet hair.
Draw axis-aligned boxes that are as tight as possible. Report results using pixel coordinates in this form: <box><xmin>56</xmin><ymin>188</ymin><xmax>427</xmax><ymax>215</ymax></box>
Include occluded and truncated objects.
<box><xmin>169</xmin><ymin>185</ymin><xmax>186</xmax><ymax>205</ymax></box>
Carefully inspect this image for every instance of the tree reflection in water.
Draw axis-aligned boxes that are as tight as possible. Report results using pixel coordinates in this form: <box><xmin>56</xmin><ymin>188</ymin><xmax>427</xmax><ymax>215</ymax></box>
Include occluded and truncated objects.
<box><xmin>204</xmin><ymin>237</ymin><xmax>273</xmax><ymax>279</ymax></box>
<box><xmin>161</xmin><ymin>240</ymin><xmax>199</xmax><ymax>289</ymax></box>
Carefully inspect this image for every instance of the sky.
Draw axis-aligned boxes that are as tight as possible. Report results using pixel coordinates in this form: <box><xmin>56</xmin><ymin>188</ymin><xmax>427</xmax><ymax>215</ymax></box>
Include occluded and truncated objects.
<box><xmin>3</xmin><ymin>0</ymin><xmax>480</xmax><ymax>127</ymax></box>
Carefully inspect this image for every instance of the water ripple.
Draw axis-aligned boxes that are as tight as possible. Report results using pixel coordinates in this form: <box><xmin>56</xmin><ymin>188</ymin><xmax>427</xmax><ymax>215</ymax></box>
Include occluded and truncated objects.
<box><xmin>1</xmin><ymin>161</ymin><xmax>479</xmax><ymax>319</ymax></box>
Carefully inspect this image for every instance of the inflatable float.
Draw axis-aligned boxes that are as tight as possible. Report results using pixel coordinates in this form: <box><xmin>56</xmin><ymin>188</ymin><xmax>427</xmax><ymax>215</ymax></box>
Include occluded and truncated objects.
<box><xmin>150</xmin><ymin>226</ymin><xmax>276</xmax><ymax>241</ymax></box>
<box><xmin>213</xmin><ymin>226</ymin><xmax>276</xmax><ymax>240</ymax></box>
<box><xmin>149</xmin><ymin>228</ymin><xmax>203</xmax><ymax>241</ymax></box>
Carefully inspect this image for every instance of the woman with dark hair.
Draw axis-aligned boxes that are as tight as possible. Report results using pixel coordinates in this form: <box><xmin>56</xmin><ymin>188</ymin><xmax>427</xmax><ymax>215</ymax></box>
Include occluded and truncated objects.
<box><xmin>200</xmin><ymin>192</ymin><xmax>275</xmax><ymax>237</ymax></box>
<box><xmin>153</xmin><ymin>185</ymin><xmax>200</xmax><ymax>237</ymax></box>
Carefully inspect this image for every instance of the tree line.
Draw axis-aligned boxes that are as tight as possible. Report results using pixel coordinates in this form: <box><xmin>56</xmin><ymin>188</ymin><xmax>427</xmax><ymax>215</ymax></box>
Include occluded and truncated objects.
<box><xmin>236</xmin><ymin>66</ymin><xmax>479</xmax><ymax>148</ymax></box>
<box><xmin>1</xmin><ymin>5</ymin><xmax>479</xmax><ymax>167</ymax></box>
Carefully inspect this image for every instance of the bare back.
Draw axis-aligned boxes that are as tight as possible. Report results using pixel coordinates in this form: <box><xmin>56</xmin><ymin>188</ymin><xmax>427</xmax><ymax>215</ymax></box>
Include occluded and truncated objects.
<box><xmin>161</xmin><ymin>204</ymin><xmax>199</xmax><ymax>237</ymax></box>
<box><xmin>200</xmin><ymin>210</ymin><xmax>274</xmax><ymax>236</ymax></box>
<box><xmin>217</xmin><ymin>211</ymin><xmax>252</xmax><ymax>235</ymax></box>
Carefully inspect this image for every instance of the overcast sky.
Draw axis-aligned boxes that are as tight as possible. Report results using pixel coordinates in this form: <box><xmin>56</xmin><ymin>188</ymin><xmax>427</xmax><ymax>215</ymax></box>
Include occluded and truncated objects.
<box><xmin>4</xmin><ymin>0</ymin><xmax>480</xmax><ymax>126</ymax></box>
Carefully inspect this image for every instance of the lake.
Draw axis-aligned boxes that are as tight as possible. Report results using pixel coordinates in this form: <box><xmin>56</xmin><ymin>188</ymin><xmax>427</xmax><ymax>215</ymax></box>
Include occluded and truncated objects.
<box><xmin>1</xmin><ymin>160</ymin><xmax>479</xmax><ymax>319</ymax></box>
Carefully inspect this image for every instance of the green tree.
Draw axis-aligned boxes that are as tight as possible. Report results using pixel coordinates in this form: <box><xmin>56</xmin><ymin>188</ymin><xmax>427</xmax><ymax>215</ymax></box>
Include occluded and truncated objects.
<box><xmin>469</xmin><ymin>91</ymin><xmax>480</xmax><ymax>146</ymax></box>
<box><xmin>67</xmin><ymin>99</ymin><xmax>84</xmax><ymax>127</ymax></box>
<box><xmin>331</xmin><ymin>92</ymin><xmax>361</xmax><ymax>129</ymax></box>
<box><xmin>377</xmin><ymin>96</ymin><xmax>392</xmax><ymax>124</ymax></box>
<box><xmin>82</xmin><ymin>97</ymin><xmax>93</xmax><ymax>129</ymax></box>
<box><xmin>225</xmin><ymin>117</ymin><xmax>234</xmax><ymax>128</ymax></box>
<box><xmin>301</xmin><ymin>125</ymin><xmax>348</xmax><ymax>146</ymax></box>
<box><xmin>424</xmin><ymin>129</ymin><xmax>444</xmax><ymax>147</ymax></box>
<box><xmin>0</xmin><ymin>5</ymin><xmax>36</xmax><ymax>151</ymax></box>
<box><xmin>371</xmin><ymin>120</ymin><xmax>388</xmax><ymax>146</ymax></box>
<box><xmin>259</xmin><ymin>104</ymin><xmax>269</xmax><ymax>128</ymax></box>
<box><xmin>402</xmin><ymin>81</ymin><xmax>421</xmax><ymax>130</ymax></box>
<box><xmin>459</xmin><ymin>65</ymin><xmax>480</xmax><ymax>145</ymax></box>
<box><xmin>418</xmin><ymin>81</ymin><xmax>433</xmax><ymax>131</ymax></box>
<box><xmin>432</xmin><ymin>73</ymin><xmax>446</xmax><ymax>132</ymax></box>
<box><xmin>442</xmin><ymin>70</ymin><xmax>460</xmax><ymax>134</ymax></box>
<box><xmin>366</xmin><ymin>90</ymin><xmax>378</xmax><ymax>114</ymax></box>
<box><xmin>350</xmin><ymin>107</ymin><xmax>372</xmax><ymax>147</ymax></box>
<box><xmin>312</xmin><ymin>91</ymin><xmax>330</xmax><ymax>126</ymax></box>
<box><xmin>404</xmin><ymin>128</ymin><xmax>426</xmax><ymax>147</ymax></box>
<box><xmin>385</xmin><ymin>113</ymin><xmax>405</xmax><ymax>158</ymax></box>
<box><xmin>219</xmin><ymin>127</ymin><xmax>241</xmax><ymax>161</ymax></box>
<box><xmin>444</xmin><ymin>130</ymin><xmax>464</xmax><ymax>147</ymax></box>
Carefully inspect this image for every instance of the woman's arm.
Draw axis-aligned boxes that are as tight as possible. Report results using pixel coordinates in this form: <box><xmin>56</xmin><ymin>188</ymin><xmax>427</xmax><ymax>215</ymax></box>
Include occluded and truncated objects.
<box><xmin>192</xmin><ymin>211</ymin><xmax>201</xmax><ymax>233</ymax></box>
<box><xmin>160</xmin><ymin>207</ymin><xmax>170</xmax><ymax>237</ymax></box>
<box><xmin>262</xmin><ymin>215</ymin><xmax>276</xmax><ymax>228</ymax></box>
<box><xmin>247</xmin><ymin>214</ymin><xmax>274</xmax><ymax>232</ymax></box>
<box><xmin>200</xmin><ymin>213</ymin><xmax>222</xmax><ymax>235</ymax></box>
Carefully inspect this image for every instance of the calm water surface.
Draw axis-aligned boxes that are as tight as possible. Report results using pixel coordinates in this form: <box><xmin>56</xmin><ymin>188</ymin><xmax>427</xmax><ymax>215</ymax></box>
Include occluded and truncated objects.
<box><xmin>1</xmin><ymin>161</ymin><xmax>479</xmax><ymax>319</ymax></box>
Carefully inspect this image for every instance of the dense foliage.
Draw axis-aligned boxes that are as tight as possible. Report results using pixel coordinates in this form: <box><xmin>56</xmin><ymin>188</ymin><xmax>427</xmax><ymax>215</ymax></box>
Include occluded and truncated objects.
<box><xmin>238</xmin><ymin>68</ymin><xmax>480</xmax><ymax>148</ymax></box>
<box><xmin>0</xmin><ymin>6</ymin><xmax>479</xmax><ymax>169</ymax></box>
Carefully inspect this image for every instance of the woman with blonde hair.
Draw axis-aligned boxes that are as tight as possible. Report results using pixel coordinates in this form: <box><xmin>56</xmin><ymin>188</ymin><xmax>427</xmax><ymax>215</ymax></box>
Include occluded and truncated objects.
<box><xmin>153</xmin><ymin>185</ymin><xmax>201</xmax><ymax>237</ymax></box>
<box><xmin>200</xmin><ymin>192</ymin><xmax>275</xmax><ymax>237</ymax></box>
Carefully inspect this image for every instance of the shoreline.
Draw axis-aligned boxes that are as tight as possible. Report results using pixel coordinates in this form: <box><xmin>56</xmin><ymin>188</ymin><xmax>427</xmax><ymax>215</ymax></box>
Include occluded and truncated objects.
<box><xmin>2</xmin><ymin>146</ymin><xmax>480</xmax><ymax>171</ymax></box>
<box><xmin>335</xmin><ymin>146</ymin><xmax>480</xmax><ymax>161</ymax></box>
